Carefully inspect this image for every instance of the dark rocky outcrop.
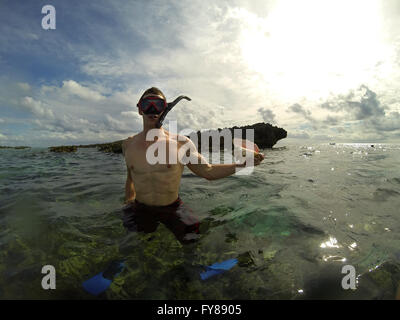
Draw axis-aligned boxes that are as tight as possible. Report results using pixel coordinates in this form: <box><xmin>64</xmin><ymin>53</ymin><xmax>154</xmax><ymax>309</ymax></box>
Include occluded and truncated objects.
<box><xmin>48</xmin><ymin>141</ymin><xmax>124</xmax><ymax>153</ymax></box>
<box><xmin>96</xmin><ymin>141</ymin><xmax>124</xmax><ymax>153</ymax></box>
<box><xmin>0</xmin><ymin>146</ymin><xmax>31</xmax><ymax>149</ymax></box>
<box><xmin>49</xmin><ymin>146</ymin><xmax>77</xmax><ymax>153</ymax></box>
<box><xmin>49</xmin><ymin>122</ymin><xmax>287</xmax><ymax>154</ymax></box>
<box><xmin>239</xmin><ymin>122</ymin><xmax>287</xmax><ymax>148</ymax></box>
<box><xmin>188</xmin><ymin>122</ymin><xmax>287</xmax><ymax>152</ymax></box>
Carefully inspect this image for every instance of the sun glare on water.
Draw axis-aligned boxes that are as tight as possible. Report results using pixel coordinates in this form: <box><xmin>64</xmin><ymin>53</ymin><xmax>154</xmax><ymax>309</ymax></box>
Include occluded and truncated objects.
<box><xmin>236</xmin><ymin>0</ymin><xmax>391</xmax><ymax>102</ymax></box>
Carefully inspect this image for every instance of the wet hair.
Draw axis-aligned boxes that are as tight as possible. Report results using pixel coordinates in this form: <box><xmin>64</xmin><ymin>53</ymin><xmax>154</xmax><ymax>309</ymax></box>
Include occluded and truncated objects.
<box><xmin>139</xmin><ymin>87</ymin><xmax>166</xmax><ymax>101</ymax></box>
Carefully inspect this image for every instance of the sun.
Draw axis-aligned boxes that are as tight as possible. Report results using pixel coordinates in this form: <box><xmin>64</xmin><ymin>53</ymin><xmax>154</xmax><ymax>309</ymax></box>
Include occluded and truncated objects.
<box><xmin>236</xmin><ymin>0</ymin><xmax>391</xmax><ymax>103</ymax></box>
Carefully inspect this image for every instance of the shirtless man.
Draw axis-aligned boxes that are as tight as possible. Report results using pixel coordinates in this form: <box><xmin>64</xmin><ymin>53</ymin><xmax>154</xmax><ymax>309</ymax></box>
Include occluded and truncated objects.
<box><xmin>122</xmin><ymin>87</ymin><xmax>264</xmax><ymax>243</ymax></box>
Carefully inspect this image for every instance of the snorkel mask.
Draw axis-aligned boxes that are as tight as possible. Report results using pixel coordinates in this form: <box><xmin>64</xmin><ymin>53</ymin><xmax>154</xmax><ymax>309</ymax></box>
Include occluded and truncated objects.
<box><xmin>137</xmin><ymin>94</ymin><xmax>191</xmax><ymax>128</ymax></box>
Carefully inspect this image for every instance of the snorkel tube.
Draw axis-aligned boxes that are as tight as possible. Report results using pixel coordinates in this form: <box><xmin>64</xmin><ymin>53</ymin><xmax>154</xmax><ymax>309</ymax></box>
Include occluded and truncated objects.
<box><xmin>156</xmin><ymin>95</ymin><xmax>191</xmax><ymax>128</ymax></box>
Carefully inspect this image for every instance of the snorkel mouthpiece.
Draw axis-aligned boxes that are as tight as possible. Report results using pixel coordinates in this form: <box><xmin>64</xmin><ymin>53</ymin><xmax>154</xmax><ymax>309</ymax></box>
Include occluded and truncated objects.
<box><xmin>156</xmin><ymin>95</ymin><xmax>191</xmax><ymax>128</ymax></box>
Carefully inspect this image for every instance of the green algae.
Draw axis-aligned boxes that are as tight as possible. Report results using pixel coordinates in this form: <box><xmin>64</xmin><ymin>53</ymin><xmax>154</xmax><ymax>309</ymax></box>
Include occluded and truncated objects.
<box><xmin>210</xmin><ymin>205</ymin><xmax>235</xmax><ymax>217</ymax></box>
<box><xmin>263</xmin><ymin>250</ymin><xmax>277</xmax><ymax>261</ymax></box>
<box><xmin>225</xmin><ymin>232</ymin><xmax>238</xmax><ymax>243</ymax></box>
<box><xmin>237</xmin><ymin>251</ymin><xmax>255</xmax><ymax>268</ymax></box>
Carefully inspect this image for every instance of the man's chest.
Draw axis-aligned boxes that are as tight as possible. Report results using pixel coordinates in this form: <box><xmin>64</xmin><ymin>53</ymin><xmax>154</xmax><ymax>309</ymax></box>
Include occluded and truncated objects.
<box><xmin>124</xmin><ymin>143</ymin><xmax>183</xmax><ymax>174</ymax></box>
<box><xmin>126</xmin><ymin>137</ymin><xmax>184</xmax><ymax>168</ymax></box>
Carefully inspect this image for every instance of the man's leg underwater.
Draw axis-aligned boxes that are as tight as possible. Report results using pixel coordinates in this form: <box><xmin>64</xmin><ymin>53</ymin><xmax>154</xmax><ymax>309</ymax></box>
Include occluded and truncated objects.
<box><xmin>160</xmin><ymin>198</ymin><xmax>200</xmax><ymax>245</ymax></box>
<box><xmin>159</xmin><ymin>199</ymin><xmax>202</xmax><ymax>272</ymax></box>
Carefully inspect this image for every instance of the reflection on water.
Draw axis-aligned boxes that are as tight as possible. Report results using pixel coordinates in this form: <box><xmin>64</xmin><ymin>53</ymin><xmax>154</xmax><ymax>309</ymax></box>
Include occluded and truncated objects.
<box><xmin>320</xmin><ymin>237</ymin><xmax>340</xmax><ymax>249</ymax></box>
<box><xmin>0</xmin><ymin>142</ymin><xmax>399</xmax><ymax>299</ymax></box>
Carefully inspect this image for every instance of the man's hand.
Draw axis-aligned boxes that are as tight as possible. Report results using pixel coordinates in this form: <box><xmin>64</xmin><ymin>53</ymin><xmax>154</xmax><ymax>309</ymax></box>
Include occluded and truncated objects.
<box><xmin>254</xmin><ymin>152</ymin><xmax>265</xmax><ymax>166</ymax></box>
<box><xmin>237</xmin><ymin>152</ymin><xmax>265</xmax><ymax>167</ymax></box>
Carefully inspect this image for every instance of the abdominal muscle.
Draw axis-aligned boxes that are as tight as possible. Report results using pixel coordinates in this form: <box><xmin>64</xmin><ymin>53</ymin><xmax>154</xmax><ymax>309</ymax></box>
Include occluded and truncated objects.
<box><xmin>124</xmin><ymin>131</ymin><xmax>186</xmax><ymax>206</ymax></box>
<box><xmin>131</xmin><ymin>163</ymin><xmax>184</xmax><ymax>206</ymax></box>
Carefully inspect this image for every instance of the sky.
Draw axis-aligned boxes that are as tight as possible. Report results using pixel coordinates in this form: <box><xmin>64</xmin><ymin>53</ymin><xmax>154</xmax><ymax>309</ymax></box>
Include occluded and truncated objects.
<box><xmin>0</xmin><ymin>0</ymin><xmax>399</xmax><ymax>147</ymax></box>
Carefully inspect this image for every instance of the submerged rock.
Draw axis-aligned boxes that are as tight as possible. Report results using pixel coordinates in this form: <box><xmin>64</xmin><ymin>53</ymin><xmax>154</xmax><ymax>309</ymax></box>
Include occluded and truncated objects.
<box><xmin>358</xmin><ymin>261</ymin><xmax>400</xmax><ymax>299</ymax></box>
<box><xmin>298</xmin><ymin>260</ymin><xmax>400</xmax><ymax>300</ymax></box>
<box><xmin>237</xmin><ymin>251</ymin><xmax>256</xmax><ymax>267</ymax></box>
<box><xmin>49</xmin><ymin>146</ymin><xmax>77</xmax><ymax>153</ymax></box>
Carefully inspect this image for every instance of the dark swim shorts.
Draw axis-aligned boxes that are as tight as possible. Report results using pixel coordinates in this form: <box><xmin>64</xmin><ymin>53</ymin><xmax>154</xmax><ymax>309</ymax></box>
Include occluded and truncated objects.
<box><xmin>122</xmin><ymin>197</ymin><xmax>200</xmax><ymax>244</ymax></box>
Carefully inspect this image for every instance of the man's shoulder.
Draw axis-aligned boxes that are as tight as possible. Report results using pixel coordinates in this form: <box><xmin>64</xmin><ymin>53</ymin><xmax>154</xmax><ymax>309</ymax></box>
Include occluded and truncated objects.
<box><xmin>122</xmin><ymin>134</ymin><xmax>139</xmax><ymax>150</ymax></box>
<box><xmin>124</xmin><ymin>134</ymin><xmax>139</xmax><ymax>143</ymax></box>
<box><xmin>174</xmin><ymin>134</ymin><xmax>191</xmax><ymax>143</ymax></box>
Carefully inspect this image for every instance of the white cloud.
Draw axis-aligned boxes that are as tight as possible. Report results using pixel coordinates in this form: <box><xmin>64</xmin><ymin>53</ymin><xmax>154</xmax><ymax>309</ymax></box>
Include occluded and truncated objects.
<box><xmin>104</xmin><ymin>114</ymin><xmax>141</xmax><ymax>133</ymax></box>
<box><xmin>80</xmin><ymin>55</ymin><xmax>138</xmax><ymax>77</ymax></box>
<box><xmin>61</xmin><ymin>80</ymin><xmax>105</xmax><ymax>102</ymax></box>
<box><xmin>121</xmin><ymin>111</ymin><xmax>140</xmax><ymax>118</ymax></box>
<box><xmin>287</xmin><ymin>131</ymin><xmax>310</xmax><ymax>140</ymax></box>
<box><xmin>20</xmin><ymin>96</ymin><xmax>54</xmax><ymax>119</ymax></box>
<box><xmin>17</xmin><ymin>82</ymin><xmax>31</xmax><ymax>91</ymax></box>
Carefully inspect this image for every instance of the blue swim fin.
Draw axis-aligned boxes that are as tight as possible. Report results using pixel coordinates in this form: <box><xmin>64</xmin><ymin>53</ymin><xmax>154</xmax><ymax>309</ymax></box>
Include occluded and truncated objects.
<box><xmin>82</xmin><ymin>260</ymin><xmax>125</xmax><ymax>296</ymax></box>
<box><xmin>200</xmin><ymin>258</ymin><xmax>238</xmax><ymax>280</ymax></box>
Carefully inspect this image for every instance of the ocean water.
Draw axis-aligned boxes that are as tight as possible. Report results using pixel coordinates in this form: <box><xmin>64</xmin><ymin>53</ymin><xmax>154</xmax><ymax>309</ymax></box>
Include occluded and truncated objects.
<box><xmin>0</xmin><ymin>142</ymin><xmax>399</xmax><ymax>299</ymax></box>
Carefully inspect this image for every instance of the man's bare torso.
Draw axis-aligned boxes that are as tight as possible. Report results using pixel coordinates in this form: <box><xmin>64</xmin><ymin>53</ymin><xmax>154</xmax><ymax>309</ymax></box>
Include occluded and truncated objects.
<box><xmin>123</xmin><ymin>129</ymin><xmax>185</xmax><ymax>206</ymax></box>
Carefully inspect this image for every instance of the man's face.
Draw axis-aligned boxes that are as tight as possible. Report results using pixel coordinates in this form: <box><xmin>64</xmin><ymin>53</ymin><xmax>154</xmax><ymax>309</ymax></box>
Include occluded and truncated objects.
<box><xmin>143</xmin><ymin>111</ymin><xmax>163</xmax><ymax>123</ymax></box>
<box><xmin>138</xmin><ymin>94</ymin><xmax>166</xmax><ymax>124</ymax></box>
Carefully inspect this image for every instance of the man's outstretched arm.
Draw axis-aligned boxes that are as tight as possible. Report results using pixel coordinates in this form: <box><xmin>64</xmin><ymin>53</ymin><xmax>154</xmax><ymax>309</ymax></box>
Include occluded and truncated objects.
<box><xmin>183</xmin><ymin>138</ymin><xmax>264</xmax><ymax>180</ymax></box>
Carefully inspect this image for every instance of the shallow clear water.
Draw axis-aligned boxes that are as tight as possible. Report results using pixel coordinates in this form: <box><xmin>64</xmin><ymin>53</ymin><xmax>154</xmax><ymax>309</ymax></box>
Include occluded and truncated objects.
<box><xmin>0</xmin><ymin>142</ymin><xmax>399</xmax><ymax>299</ymax></box>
